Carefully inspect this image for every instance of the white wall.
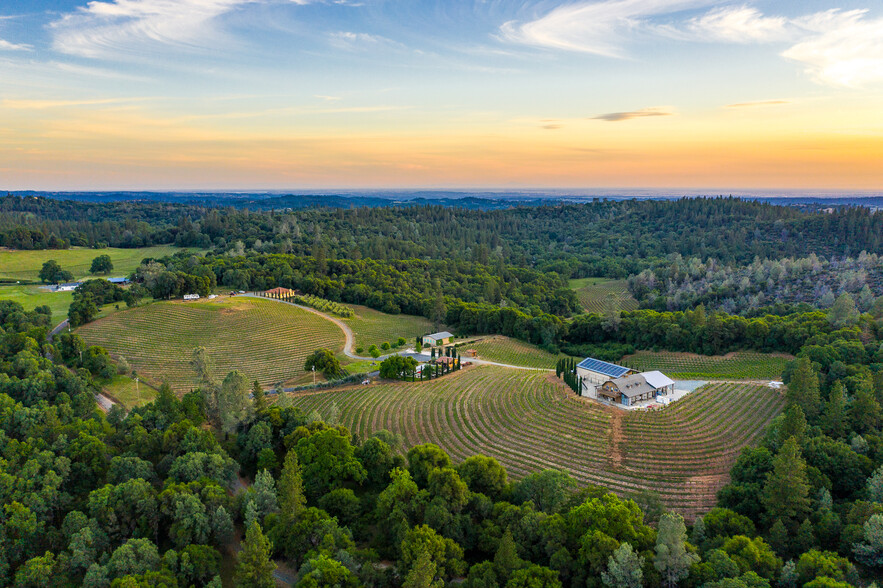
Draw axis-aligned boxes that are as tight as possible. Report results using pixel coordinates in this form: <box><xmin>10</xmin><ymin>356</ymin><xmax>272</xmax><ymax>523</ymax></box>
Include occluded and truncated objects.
<box><xmin>576</xmin><ymin>367</ymin><xmax>609</xmax><ymax>398</ymax></box>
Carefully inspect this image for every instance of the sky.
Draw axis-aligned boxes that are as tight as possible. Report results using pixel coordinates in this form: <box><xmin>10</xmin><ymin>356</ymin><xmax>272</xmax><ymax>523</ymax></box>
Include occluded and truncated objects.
<box><xmin>1</xmin><ymin>0</ymin><xmax>882</xmax><ymax>191</ymax></box>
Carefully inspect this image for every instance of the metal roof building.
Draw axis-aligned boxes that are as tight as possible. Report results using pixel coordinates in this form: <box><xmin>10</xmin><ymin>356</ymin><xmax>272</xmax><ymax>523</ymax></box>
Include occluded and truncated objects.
<box><xmin>575</xmin><ymin>357</ymin><xmax>631</xmax><ymax>378</ymax></box>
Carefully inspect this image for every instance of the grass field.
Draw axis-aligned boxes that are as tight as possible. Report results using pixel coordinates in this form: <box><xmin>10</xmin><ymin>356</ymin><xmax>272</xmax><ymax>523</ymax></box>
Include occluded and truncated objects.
<box><xmin>344</xmin><ymin>304</ymin><xmax>435</xmax><ymax>351</ymax></box>
<box><xmin>282</xmin><ymin>366</ymin><xmax>783</xmax><ymax>516</ymax></box>
<box><xmin>569</xmin><ymin>278</ymin><xmax>638</xmax><ymax>314</ymax></box>
<box><xmin>0</xmin><ymin>285</ymin><xmax>74</xmax><ymax>323</ymax></box>
<box><xmin>0</xmin><ymin>245</ymin><xmax>193</xmax><ymax>282</ymax></box>
<box><xmin>622</xmin><ymin>351</ymin><xmax>792</xmax><ymax>380</ymax></box>
<box><xmin>462</xmin><ymin>335</ymin><xmax>563</xmax><ymax>369</ymax></box>
<box><xmin>102</xmin><ymin>375</ymin><xmax>157</xmax><ymax>409</ymax></box>
<box><xmin>76</xmin><ymin>296</ymin><xmax>346</xmax><ymax>392</ymax></box>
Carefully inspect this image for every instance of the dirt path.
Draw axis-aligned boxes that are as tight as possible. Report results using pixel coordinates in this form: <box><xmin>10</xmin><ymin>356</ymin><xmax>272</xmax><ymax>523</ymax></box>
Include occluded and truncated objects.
<box><xmin>247</xmin><ymin>293</ymin><xmax>550</xmax><ymax>371</ymax></box>
<box><xmin>608</xmin><ymin>409</ymin><xmax>623</xmax><ymax>469</ymax></box>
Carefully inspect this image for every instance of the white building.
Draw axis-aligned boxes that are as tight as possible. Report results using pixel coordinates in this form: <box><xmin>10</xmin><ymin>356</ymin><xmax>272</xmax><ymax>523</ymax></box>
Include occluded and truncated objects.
<box><xmin>54</xmin><ymin>282</ymin><xmax>82</xmax><ymax>292</ymax></box>
<box><xmin>423</xmin><ymin>331</ymin><xmax>453</xmax><ymax>347</ymax></box>
<box><xmin>183</xmin><ymin>293</ymin><xmax>200</xmax><ymax>301</ymax></box>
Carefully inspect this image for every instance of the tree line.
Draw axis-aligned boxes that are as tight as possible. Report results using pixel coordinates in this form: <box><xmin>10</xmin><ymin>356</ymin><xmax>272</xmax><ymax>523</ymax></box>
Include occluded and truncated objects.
<box><xmin>6</xmin><ymin>194</ymin><xmax>883</xmax><ymax>278</ymax></box>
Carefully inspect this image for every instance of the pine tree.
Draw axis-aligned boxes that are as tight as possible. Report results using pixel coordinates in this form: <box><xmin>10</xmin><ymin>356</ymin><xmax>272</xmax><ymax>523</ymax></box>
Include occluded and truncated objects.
<box><xmin>786</xmin><ymin>358</ymin><xmax>820</xmax><ymax>420</ymax></box>
<box><xmin>494</xmin><ymin>529</ymin><xmax>522</xmax><ymax>581</ymax></box>
<box><xmin>234</xmin><ymin>521</ymin><xmax>276</xmax><ymax>588</ymax></box>
<box><xmin>278</xmin><ymin>450</ymin><xmax>306</xmax><ymax>522</ymax></box>
<box><xmin>828</xmin><ymin>292</ymin><xmax>860</xmax><ymax>328</ymax></box>
<box><xmin>822</xmin><ymin>382</ymin><xmax>848</xmax><ymax>438</ymax></box>
<box><xmin>795</xmin><ymin>518</ymin><xmax>816</xmax><ymax>554</ymax></box>
<box><xmin>767</xmin><ymin>519</ymin><xmax>789</xmax><ymax>558</ymax></box>
<box><xmin>762</xmin><ymin>437</ymin><xmax>811</xmax><ymax>530</ymax></box>
<box><xmin>403</xmin><ymin>548</ymin><xmax>443</xmax><ymax>588</ymax></box>
<box><xmin>602</xmin><ymin>543</ymin><xmax>645</xmax><ymax>588</ymax></box>
<box><xmin>654</xmin><ymin>513</ymin><xmax>698</xmax><ymax>588</ymax></box>
<box><xmin>252</xmin><ymin>380</ymin><xmax>267</xmax><ymax>413</ymax></box>
<box><xmin>851</xmin><ymin>378</ymin><xmax>882</xmax><ymax>433</ymax></box>
<box><xmin>779</xmin><ymin>405</ymin><xmax>807</xmax><ymax>445</ymax></box>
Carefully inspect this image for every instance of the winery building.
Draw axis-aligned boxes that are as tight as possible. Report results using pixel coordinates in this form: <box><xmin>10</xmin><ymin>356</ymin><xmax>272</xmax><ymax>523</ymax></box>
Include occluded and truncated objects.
<box><xmin>576</xmin><ymin>357</ymin><xmax>675</xmax><ymax>406</ymax></box>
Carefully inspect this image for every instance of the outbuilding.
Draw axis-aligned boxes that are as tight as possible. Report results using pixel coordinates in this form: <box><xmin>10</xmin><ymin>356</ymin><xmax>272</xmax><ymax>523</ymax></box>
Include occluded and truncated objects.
<box><xmin>423</xmin><ymin>331</ymin><xmax>454</xmax><ymax>347</ymax></box>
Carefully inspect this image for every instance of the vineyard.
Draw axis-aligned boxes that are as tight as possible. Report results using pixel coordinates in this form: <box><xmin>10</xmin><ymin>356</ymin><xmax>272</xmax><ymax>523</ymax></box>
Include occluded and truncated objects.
<box><xmin>76</xmin><ymin>297</ymin><xmax>346</xmax><ymax>392</ymax></box>
<box><xmin>569</xmin><ymin>278</ymin><xmax>639</xmax><ymax>313</ymax></box>
<box><xmin>622</xmin><ymin>351</ymin><xmax>792</xmax><ymax>380</ymax></box>
<box><xmin>344</xmin><ymin>304</ymin><xmax>435</xmax><ymax>351</ymax></box>
<box><xmin>282</xmin><ymin>366</ymin><xmax>783</xmax><ymax>516</ymax></box>
<box><xmin>462</xmin><ymin>335</ymin><xmax>563</xmax><ymax>369</ymax></box>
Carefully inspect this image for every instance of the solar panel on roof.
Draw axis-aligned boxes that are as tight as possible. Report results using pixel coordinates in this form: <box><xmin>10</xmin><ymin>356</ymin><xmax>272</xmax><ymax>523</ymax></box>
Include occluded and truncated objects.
<box><xmin>576</xmin><ymin>357</ymin><xmax>630</xmax><ymax>377</ymax></box>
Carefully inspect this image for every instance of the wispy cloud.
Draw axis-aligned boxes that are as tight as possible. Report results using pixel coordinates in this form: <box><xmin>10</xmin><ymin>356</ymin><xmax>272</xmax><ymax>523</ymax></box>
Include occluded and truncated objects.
<box><xmin>726</xmin><ymin>100</ymin><xmax>790</xmax><ymax>108</ymax></box>
<box><xmin>782</xmin><ymin>9</ymin><xmax>883</xmax><ymax>88</ymax></box>
<box><xmin>680</xmin><ymin>6</ymin><xmax>789</xmax><ymax>43</ymax></box>
<box><xmin>593</xmin><ymin>107</ymin><xmax>673</xmax><ymax>121</ymax></box>
<box><xmin>49</xmin><ymin>0</ymin><xmax>260</xmax><ymax>59</ymax></box>
<box><xmin>500</xmin><ymin>0</ymin><xmax>711</xmax><ymax>58</ymax></box>
<box><xmin>328</xmin><ymin>31</ymin><xmax>404</xmax><ymax>51</ymax></box>
<box><xmin>0</xmin><ymin>38</ymin><xmax>31</xmax><ymax>51</ymax></box>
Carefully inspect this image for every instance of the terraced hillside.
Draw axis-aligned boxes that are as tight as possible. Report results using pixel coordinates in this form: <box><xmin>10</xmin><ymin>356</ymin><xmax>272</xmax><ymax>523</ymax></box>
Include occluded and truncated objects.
<box><xmin>77</xmin><ymin>297</ymin><xmax>345</xmax><ymax>392</ymax></box>
<box><xmin>464</xmin><ymin>335</ymin><xmax>561</xmax><ymax>369</ymax></box>
<box><xmin>622</xmin><ymin>350</ymin><xmax>792</xmax><ymax>380</ymax></box>
<box><xmin>283</xmin><ymin>366</ymin><xmax>783</xmax><ymax>516</ymax></box>
<box><xmin>344</xmin><ymin>304</ymin><xmax>435</xmax><ymax>351</ymax></box>
<box><xmin>569</xmin><ymin>278</ymin><xmax>639</xmax><ymax>313</ymax></box>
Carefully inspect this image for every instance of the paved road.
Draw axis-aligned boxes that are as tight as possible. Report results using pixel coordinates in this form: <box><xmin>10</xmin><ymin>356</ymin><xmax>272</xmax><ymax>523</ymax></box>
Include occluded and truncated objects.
<box><xmin>245</xmin><ymin>293</ymin><xmax>550</xmax><ymax>371</ymax></box>
<box><xmin>49</xmin><ymin>318</ymin><xmax>119</xmax><ymax>412</ymax></box>
<box><xmin>47</xmin><ymin>318</ymin><xmax>69</xmax><ymax>342</ymax></box>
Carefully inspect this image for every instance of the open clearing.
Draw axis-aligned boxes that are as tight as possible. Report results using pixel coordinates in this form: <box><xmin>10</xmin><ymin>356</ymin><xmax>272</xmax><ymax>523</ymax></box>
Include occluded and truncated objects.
<box><xmin>0</xmin><ymin>245</ymin><xmax>193</xmax><ymax>282</ymax></box>
<box><xmin>461</xmin><ymin>335</ymin><xmax>564</xmax><ymax>369</ymax></box>
<box><xmin>622</xmin><ymin>350</ymin><xmax>792</xmax><ymax>380</ymax></box>
<box><xmin>102</xmin><ymin>375</ymin><xmax>157</xmax><ymax>409</ymax></box>
<box><xmin>569</xmin><ymin>278</ymin><xmax>638</xmax><ymax>314</ymax></box>
<box><xmin>0</xmin><ymin>284</ymin><xmax>74</xmax><ymax>323</ymax></box>
<box><xmin>344</xmin><ymin>304</ymin><xmax>435</xmax><ymax>351</ymax></box>
<box><xmin>76</xmin><ymin>296</ymin><xmax>346</xmax><ymax>392</ymax></box>
<box><xmin>282</xmin><ymin>365</ymin><xmax>783</xmax><ymax>516</ymax></box>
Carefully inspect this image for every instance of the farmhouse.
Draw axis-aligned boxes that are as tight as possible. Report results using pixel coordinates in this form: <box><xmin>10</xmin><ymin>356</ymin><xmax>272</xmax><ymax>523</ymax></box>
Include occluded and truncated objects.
<box><xmin>576</xmin><ymin>357</ymin><xmax>675</xmax><ymax>406</ymax></box>
<box><xmin>423</xmin><ymin>331</ymin><xmax>453</xmax><ymax>347</ymax></box>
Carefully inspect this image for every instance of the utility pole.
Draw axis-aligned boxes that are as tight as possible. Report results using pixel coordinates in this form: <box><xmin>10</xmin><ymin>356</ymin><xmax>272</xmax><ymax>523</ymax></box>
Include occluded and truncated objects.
<box><xmin>312</xmin><ymin>365</ymin><xmax>316</xmax><ymax>385</ymax></box>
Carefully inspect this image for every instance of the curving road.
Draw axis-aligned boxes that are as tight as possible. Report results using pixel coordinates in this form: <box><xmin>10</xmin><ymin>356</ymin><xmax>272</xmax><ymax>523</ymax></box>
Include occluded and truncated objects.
<box><xmin>244</xmin><ymin>293</ymin><xmax>550</xmax><ymax>371</ymax></box>
<box><xmin>49</xmin><ymin>318</ymin><xmax>119</xmax><ymax>412</ymax></box>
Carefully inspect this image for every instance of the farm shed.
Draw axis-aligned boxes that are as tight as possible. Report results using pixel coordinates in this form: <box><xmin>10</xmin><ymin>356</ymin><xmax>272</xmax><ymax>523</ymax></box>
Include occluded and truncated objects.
<box><xmin>423</xmin><ymin>331</ymin><xmax>454</xmax><ymax>347</ymax></box>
